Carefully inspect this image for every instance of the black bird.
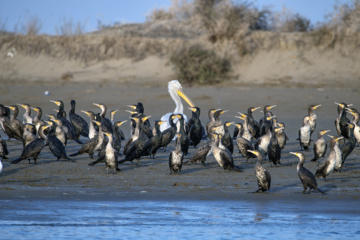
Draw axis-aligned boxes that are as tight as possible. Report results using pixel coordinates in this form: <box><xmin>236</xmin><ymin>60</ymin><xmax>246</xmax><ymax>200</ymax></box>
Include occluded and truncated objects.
<box><xmin>235</xmin><ymin>123</ymin><xmax>255</xmax><ymax>162</ymax></box>
<box><xmin>246</xmin><ymin>107</ymin><xmax>261</xmax><ymax>139</ymax></box>
<box><xmin>206</xmin><ymin>109</ymin><xmax>217</xmax><ymax>137</ymax></box>
<box><xmin>221</xmin><ymin>121</ymin><xmax>234</xmax><ymax>154</ymax></box>
<box><xmin>268</xmin><ymin>127</ymin><xmax>283</xmax><ymax>165</ymax></box>
<box><xmin>47</xmin><ymin>119</ymin><xmax>67</xmax><ymax>146</ymax></box>
<box><xmin>347</xmin><ymin>108</ymin><xmax>360</xmax><ymax>145</ymax></box>
<box><xmin>334</xmin><ymin>102</ymin><xmax>351</xmax><ymax>139</ymax></box>
<box><xmin>71</xmin><ymin>120</ymin><xmax>105</xmax><ymax>159</ymax></box>
<box><xmin>6</xmin><ymin>105</ymin><xmax>24</xmax><ymax>141</ymax></box>
<box><xmin>11</xmin><ymin>125</ymin><xmax>49</xmax><ymax>164</ymax></box>
<box><xmin>177</xmin><ymin>114</ymin><xmax>190</xmax><ymax>155</ymax></box>
<box><xmin>118</xmin><ymin>116</ymin><xmax>151</xmax><ymax>166</ymax></box>
<box><xmin>69</xmin><ymin>100</ymin><xmax>89</xmax><ymax>139</ymax></box>
<box><xmin>259</xmin><ymin>105</ymin><xmax>276</xmax><ymax>136</ymax></box>
<box><xmin>316</xmin><ymin>136</ymin><xmax>343</xmax><ymax>181</ymax></box>
<box><xmin>189</xmin><ymin>140</ymin><xmax>211</xmax><ymax>166</ymax></box>
<box><xmin>93</xmin><ymin>103</ymin><xmax>114</xmax><ymax>134</ymax></box>
<box><xmin>291</xmin><ymin>152</ymin><xmax>325</xmax><ymax>194</ymax></box>
<box><xmin>235</xmin><ymin>113</ymin><xmax>253</xmax><ymax>142</ymax></box>
<box><xmin>255</xmin><ymin>116</ymin><xmax>275</xmax><ymax>158</ymax></box>
<box><xmin>311</xmin><ymin>130</ymin><xmax>331</xmax><ymax>161</ymax></box>
<box><xmin>46</xmin><ymin>124</ymin><xmax>74</xmax><ymax>162</ymax></box>
<box><xmin>274</xmin><ymin>122</ymin><xmax>288</xmax><ymax>150</ymax></box>
<box><xmin>159</xmin><ymin>114</ymin><xmax>178</xmax><ymax>151</ymax></box>
<box><xmin>81</xmin><ymin>110</ymin><xmax>98</xmax><ymax>139</ymax></box>
<box><xmin>0</xmin><ymin>134</ymin><xmax>9</xmax><ymax>159</ymax></box>
<box><xmin>169</xmin><ymin>132</ymin><xmax>184</xmax><ymax>174</ymax></box>
<box><xmin>22</xmin><ymin>123</ymin><xmax>37</xmax><ymax>147</ymax></box>
<box><xmin>187</xmin><ymin>107</ymin><xmax>203</xmax><ymax>148</ymax></box>
<box><xmin>337</xmin><ymin>123</ymin><xmax>356</xmax><ymax>171</ymax></box>
<box><xmin>248</xmin><ymin>150</ymin><xmax>271</xmax><ymax>193</ymax></box>
<box><xmin>113</xmin><ymin>120</ymin><xmax>127</xmax><ymax>154</ymax></box>
<box><xmin>142</xmin><ymin>120</ymin><xmax>165</xmax><ymax>159</ymax></box>
<box><xmin>211</xmin><ymin>133</ymin><xmax>242</xmax><ymax>172</ymax></box>
<box><xmin>50</xmin><ymin>100</ymin><xmax>82</xmax><ymax>144</ymax></box>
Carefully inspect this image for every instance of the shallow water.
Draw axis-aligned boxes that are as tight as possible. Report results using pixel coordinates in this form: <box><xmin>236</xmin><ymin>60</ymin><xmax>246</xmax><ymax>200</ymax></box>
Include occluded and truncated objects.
<box><xmin>1</xmin><ymin>199</ymin><xmax>359</xmax><ymax>239</ymax></box>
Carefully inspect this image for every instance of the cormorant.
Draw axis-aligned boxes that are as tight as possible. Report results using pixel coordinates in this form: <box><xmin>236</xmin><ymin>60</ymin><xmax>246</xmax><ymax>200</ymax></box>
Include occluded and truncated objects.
<box><xmin>311</xmin><ymin>130</ymin><xmax>331</xmax><ymax>161</ymax></box>
<box><xmin>211</xmin><ymin>133</ymin><xmax>242</xmax><ymax>172</ymax></box>
<box><xmin>93</xmin><ymin>103</ymin><xmax>113</xmax><ymax>135</ymax></box>
<box><xmin>274</xmin><ymin>122</ymin><xmax>288</xmax><ymax>150</ymax></box>
<box><xmin>246</xmin><ymin>107</ymin><xmax>261</xmax><ymax>139</ymax></box>
<box><xmin>236</xmin><ymin>123</ymin><xmax>255</xmax><ymax>162</ymax></box>
<box><xmin>11</xmin><ymin>125</ymin><xmax>49</xmax><ymax>164</ymax></box>
<box><xmin>268</xmin><ymin>127</ymin><xmax>284</xmax><ymax>165</ymax></box>
<box><xmin>169</xmin><ymin>132</ymin><xmax>184</xmax><ymax>174</ymax></box>
<box><xmin>46</xmin><ymin>123</ymin><xmax>74</xmax><ymax>162</ymax></box>
<box><xmin>255</xmin><ymin>116</ymin><xmax>275</xmax><ymax>158</ymax></box>
<box><xmin>81</xmin><ymin>110</ymin><xmax>97</xmax><ymax>139</ymax></box>
<box><xmin>206</xmin><ymin>108</ymin><xmax>217</xmax><ymax>137</ymax></box>
<box><xmin>31</xmin><ymin>107</ymin><xmax>45</xmax><ymax>133</ymax></box>
<box><xmin>259</xmin><ymin>105</ymin><xmax>276</xmax><ymax>136</ymax></box>
<box><xmin>71</xmin><ymin>120</ymin><xmax>104</xmax><ymax>159</ymax></box>
<box><xmin>303</xmin><ymin>104</ymin><xmax>321</xmax><ymax>136</ymax></box>
<box><xmin>189</xmin><ymin>140</ymin><xmax>211</xmax><ymax>166</ymax></box>
<box><xmin>113</xmin><ymin>120</ymin><xmax>127</xmax><ymax>154</ymax></box>
<box><xmin>142</xmin><ymin>120</ymin><xmax>165</xmax><ymax>159</ymax></box>
<box><xmin>104</xmin><ymin>132</ymin><xmax>120</xmax><ymax>173</ymax></box>
<box><xmin>160</xmin><ymin>80</ymin><xmax>195</xmax><ymax>133</ymax></box>
<box><xmin>6</xmin><ymin>105</ymin><xmax>24</xmax><ymax>141</ymax></box>
<box><xmin>50</xmin><ymin>100</ymin><xmax>82</xmax><ymax>144</ymax></box>
<box><xmin>299</xmin><ymin>116</ymin><xmax>312</xmax><ymax>151</ymax></box>
<box><xmin>22</xmin><ymin>123</ymin><xmax>36</xmax><ymax>147</ymax></box>
<box><xmin>118</xmin><ymin>116</ymin><xmax>151</xmax><ymax>166</ymax></box>
<box><xmin>17</xmin><ymin>103</ymin><xmax>33</xmax><ymax>124</ymax></box>
<box><xmin>347</xmin><ymin>108</ymin><xmax>360</xmax><ymax>145</ymax></box>
<box><xmin>290</xmin><ymin>152</ymin><xmax>325</xmax><ymax>194</ymax></box>
<box><xmin>69</xmin><ymin>100</ymin><xmax>89</xmax><ymax>139</ymax></box>
<box><xmin>337</xmin><ymin>123</ymin><xmax>356</xmax><ymax>171</ymax></box>
<box><xmin>248</xmin><ymin>150</ymin><xmax>271</xmax><ymax>193</ymax></box>
<box><xmin>315</xmin><ymin>136</ymin><xmax>343</xmax><ymax>181</ymax></box>
<box><xmin>221</xmin><ymin>121</ymin><xmax>234</xmax><ymax>154</ymax></box>
<box><xmin>159</xmin><ymin>114</ymin><xmax>178</xmax><ymax>151</ymax></box>
<box><xmin>0</xmin><ymin>134</ymin><xmax>9</xmax><ymax>159</ymax></box>
<box><xmin>334</xmin><ymin>102</ymin><xmax>351</xmax><ymax>139</ymax></box>
<box><xmin>235</xmin><ymin>113</ymin><xmax>252</xmax><ymax>142</ymax></box>
<box><xmin>177</xmin><ymin>114</ymin><xmax>190</xmax><ymax>155</ymax></box>
<box><xmin>187</xmin><ymin>107</ymin><xmax>203</xmax><ymax>148</ymax></box>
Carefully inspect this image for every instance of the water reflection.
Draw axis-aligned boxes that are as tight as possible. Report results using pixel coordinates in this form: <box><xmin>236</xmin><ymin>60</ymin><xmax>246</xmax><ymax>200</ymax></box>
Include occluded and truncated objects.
<box><xmin>0</xmin><ymin>200</ymin><xmax>359</xmax><ymax>240</ymax></box>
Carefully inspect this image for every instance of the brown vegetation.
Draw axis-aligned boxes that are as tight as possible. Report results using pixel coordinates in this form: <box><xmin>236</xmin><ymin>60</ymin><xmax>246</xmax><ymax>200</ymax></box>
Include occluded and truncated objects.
<box><xmin>0</xmin><ymin>0</ymin><xmax>359</xmax><ymax>85</ymax></box>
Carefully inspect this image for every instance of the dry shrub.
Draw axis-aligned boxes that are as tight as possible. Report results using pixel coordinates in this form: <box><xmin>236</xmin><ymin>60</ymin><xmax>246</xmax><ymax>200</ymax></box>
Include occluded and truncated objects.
<box><xmin>22</xmin><ymin>15</ymin><xmax>42</xmax><ymax>35</ymax></box>
<box><xmin>270</xmin><ymin>7</ymin><xmax>311</xmax><ymax>32</ymax></box>
<box><xmin>170</xmin><ymin>44</ymin><xmax>231</xmax><ymax>85</ymax></box>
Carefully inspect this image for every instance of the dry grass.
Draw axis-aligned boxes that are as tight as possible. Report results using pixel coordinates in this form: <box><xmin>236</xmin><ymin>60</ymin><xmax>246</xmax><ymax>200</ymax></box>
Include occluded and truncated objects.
<box><xmin>0</xmin><ymin>0</ymin><xmax>359</xmax><ymax>83</ymax></box>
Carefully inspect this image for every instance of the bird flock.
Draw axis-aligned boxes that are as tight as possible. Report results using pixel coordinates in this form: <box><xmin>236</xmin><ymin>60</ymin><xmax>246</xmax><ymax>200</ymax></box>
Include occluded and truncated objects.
<box><xmin>0</xmin><ymin>80</ymin><xmax>359</xmax><ymax>195</ymax></box>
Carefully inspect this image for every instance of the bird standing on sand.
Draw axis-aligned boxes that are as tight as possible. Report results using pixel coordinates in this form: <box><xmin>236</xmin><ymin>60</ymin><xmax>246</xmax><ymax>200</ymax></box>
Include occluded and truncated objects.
<box><xmin>11</xmin><ymin>125</ymin><xmax>49</xmax><ymax>164</ymax></box>
<box><xmin>316</xmin><ymin>136</ymin><xmax>343</xmax><ymax>181</ymax></box>
<box><xmin>290</xmin><ymin>152</ymin><xmax>325</xmax><ymax>194</ymax></box>
<box><xmin>169</xmin><ymin>132</ymin><xmax>184</xmax><ymax>175</ymax></box>
<box><xmin>311</xmin><ymin>130</ymin><xmax>331</xmax><ymax>162</ymax></box>
<box><xmin>187</xmin><ymin>107</ymin><xmax>203</xmax><ymax>148</ymax></box>
<box><xmin>69</xmin><ymin>100</ymin><xmax>89</xmax><ymax>139</ymax></box>
<box><xmin>303</xmin><ymin>104</ymin><xmax>321</xmax><ymax>136</ymax></box>
<box><xmin>248</xmin><ymin>150</ymin><xmax>271</xmax><ymax>193</ymax></box>
<box><xmin>298</xmin><ymin>116</ymin><xmax>312</xmax><ymax>151</ymax></box>
<box><xmin>142</xmin><ymin>120</ymin><xmax>165</xmax><ymax>159</ymax></box>
<box><xmin>160</xmin><ymin>80</ymin><xmax>195</xmax><ymax>133</ymax></box>
<box><xmin>211</xmin><ymin>133</ymin><xmax>242</xmax><ymax>172</ymax></box>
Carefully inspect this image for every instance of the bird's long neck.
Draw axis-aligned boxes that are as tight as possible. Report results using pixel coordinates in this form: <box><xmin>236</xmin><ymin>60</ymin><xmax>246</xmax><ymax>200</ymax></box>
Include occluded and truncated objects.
<box><xmin>170</xmin><ymin>90</ymin><xmax>183</xmax><ymax>114</ymax></box>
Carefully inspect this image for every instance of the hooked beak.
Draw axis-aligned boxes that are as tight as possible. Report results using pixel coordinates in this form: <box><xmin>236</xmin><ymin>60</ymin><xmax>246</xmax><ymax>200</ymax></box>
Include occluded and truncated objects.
<box><xmin>177</xmin><ymin>89</ymin><xmax>195</xmax><ymax>108</ymax></box>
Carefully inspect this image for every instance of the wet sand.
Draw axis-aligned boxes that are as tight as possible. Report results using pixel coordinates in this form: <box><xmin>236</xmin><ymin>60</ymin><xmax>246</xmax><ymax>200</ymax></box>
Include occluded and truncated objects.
<box><xmin>0</xmin><ymin>80</ymin><xmax>360</xmax><ymax>204</ymax></box>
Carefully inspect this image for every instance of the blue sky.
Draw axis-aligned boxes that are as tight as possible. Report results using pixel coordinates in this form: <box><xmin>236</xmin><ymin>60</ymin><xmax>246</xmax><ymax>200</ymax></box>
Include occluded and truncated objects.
<box><xmin>0</xmin><ymin>0</ymin><xmax>349</xmax><ymax>35</ymax></box>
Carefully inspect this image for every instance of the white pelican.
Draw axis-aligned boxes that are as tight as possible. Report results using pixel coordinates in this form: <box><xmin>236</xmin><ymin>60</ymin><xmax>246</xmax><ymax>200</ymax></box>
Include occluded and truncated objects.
<box><xmin>160</xmin><ymin>80</ymin><xmax>195</xmax><ymax>132</ymax></box>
